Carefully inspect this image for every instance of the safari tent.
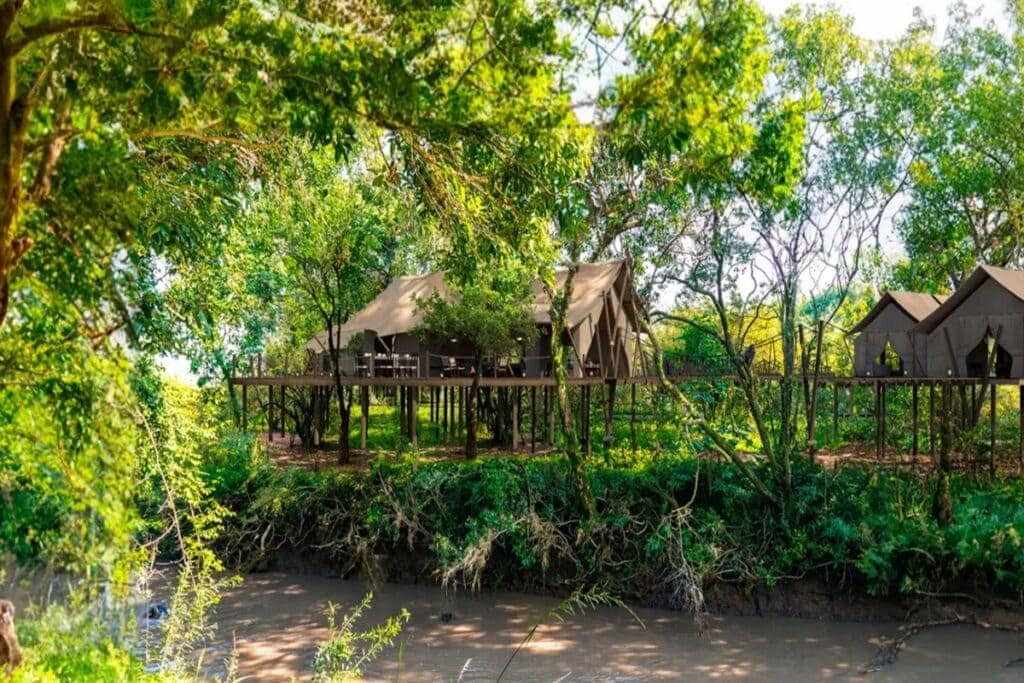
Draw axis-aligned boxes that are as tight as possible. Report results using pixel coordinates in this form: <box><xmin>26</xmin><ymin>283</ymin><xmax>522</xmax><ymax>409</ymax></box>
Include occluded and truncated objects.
<box><xmin>849</xmin><ymin>291</ymin><xmax>946</xmax><ymax>377</ymax></box>
<box><xmin>304</xmin><ymin>259</ymin><xmax>647</xmax><ymax>379</ymax></box>
<box><xmin>917</xmin><ymin>265</ymin><xmax>1024</xmax><ymax>379</ymax></box>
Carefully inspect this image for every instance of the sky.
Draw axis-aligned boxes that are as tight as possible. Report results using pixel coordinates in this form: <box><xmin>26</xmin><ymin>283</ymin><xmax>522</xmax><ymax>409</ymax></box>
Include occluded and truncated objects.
<box><xmin>161</xmin><ymin>0</ymin><xmax>1010</xmax><ymax>384</ymax></box>
<box><xmin>572</xmin><ymin>0</ymin><xmax>1010</xmax><ymax>117</ymax></box>
<box><xmin>760</xmin><ymin>0</ymin><xmax>1007</xmax><ymax>38</ymax></box>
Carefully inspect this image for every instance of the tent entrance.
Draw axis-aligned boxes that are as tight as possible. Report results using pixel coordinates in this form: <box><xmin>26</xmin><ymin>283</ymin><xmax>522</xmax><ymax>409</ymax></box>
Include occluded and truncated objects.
<box><xmin>874</xmin><ymin>340</ymin><xmax>903</xmax><ymax>377</ymax></box>
<box><xmin>966</xmin><ymin>329</ymin><xmax>1012</xmax><ymax>378</ymax></box>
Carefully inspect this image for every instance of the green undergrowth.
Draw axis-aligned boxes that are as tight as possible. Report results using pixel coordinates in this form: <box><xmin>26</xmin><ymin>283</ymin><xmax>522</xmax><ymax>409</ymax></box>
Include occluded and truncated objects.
<box><xmin>210</xmin><ymin>433</ymin><xmax>1024</xmax><ymax>607</ymax></box>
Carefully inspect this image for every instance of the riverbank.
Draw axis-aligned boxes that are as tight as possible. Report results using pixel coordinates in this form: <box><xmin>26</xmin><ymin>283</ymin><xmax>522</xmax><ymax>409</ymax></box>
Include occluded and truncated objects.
<box><xmin>206</xmin><ymin>572</ymin><xmax>1024</xmax><ymax>681</ymax></box>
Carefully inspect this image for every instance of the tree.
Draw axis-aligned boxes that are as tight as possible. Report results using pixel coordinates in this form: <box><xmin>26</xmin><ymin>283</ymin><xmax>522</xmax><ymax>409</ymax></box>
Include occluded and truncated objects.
<box><xmin>571</xmin><ymin>3</ymin><xmax>899</xmax><ymax>501</ymax></box>
<box><xmin>264</xmin><ymin>143</ymin><xmax>410</xmax><ymax>463</ymax></box>
<box><xmin>415</xmin><ymin>273</ymin><xmax>537</xmax><ymax>459</ymax></box>
<box><xmin>877</xmin><ymin>6</ymin><xmax>1024</xmax><ymax>290</ymax></box>
<box><xmin>0</xmin><ymin>0</ymin><xmax>581</xmax><ymax>336</ymax></box>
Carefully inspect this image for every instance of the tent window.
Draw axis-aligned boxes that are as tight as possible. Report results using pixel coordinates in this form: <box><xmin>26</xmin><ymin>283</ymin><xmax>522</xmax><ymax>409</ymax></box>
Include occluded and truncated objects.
<box><xmin>875</xmin><ymin>340</ymin><xmax>903</xmax><ymax>376</ymax></box>
<box><xmin>966</xmin><ymin>329</ymin><xmax>1012</xmax><ymax>378</ymax></box>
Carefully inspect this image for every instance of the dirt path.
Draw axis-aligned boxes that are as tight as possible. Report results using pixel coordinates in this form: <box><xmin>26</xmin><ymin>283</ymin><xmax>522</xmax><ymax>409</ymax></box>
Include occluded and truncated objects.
<box><xmin>208</xmin><ymin>572</ymin><xmax>1023</xmax><ymax>682</ymax></box>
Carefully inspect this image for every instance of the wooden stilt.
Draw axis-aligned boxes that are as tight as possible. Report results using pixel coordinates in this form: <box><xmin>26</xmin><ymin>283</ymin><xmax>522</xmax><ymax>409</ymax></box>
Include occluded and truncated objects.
<box><xmin>268</xmin><ymin>385</ymin><xmax>274</xmax><ymax>443</ymax></box>
<box><xmin>831</xmin><ymin>381</ymin><xmax>838</xmax><ymax>444</ymax></box>
<box><xmin>530</xmin><ymin>386</ymin><xmax>537</xmax><ymax>453</ymax></box>
<box><xmin>458</xmin><ymin>386</ymin><xmax>464</xmax><ymax>438</ymax></box>
<box><xmin>1018</xmin><ymin>384</ymin><xmax>1024</xmax><ymax>476</ymax></box>
<box><xmin>989</xmin><ymin>383</ymin><xmax>996</xmax><ymax>476</ymax></box>
<box><xmin>630</xmin><ymin>382</ymin><xmax>637</xmax><ymax>453</ymax></box>
<box><xmin>874</xmin><ymin>382</ymin><xmax>881</xmax><ymax>459</ymax></box>
<box><xmin>310</xmin><ymin>386</ymin><xmax>319</xmax><ymax>446</ymax></box>
<box><xmin>881</xmin><ymin>382</ymin><xmax>887</xmax><ymax>460</ymax></box>
<box><xmin>450</xmin><ymin>385</ymin><xmax>457</xmax><ymax>441</ymax></box>
<box><xmin>911</xmin><ymin>381</ymin><xmax>919</xmax><ymax>457</ymax></box>
<box><xmin>496</xmin><ymin>388</ymin><xmax>506</xmax><ymax>444</ymax></box>
<box><xmin>549</xmin><ymin>387</ymin><xmax>556</xmax><ymax>447</ymax></box>
<box><xmin>929</xmin><ymin>383</ymin><xmax>936</xmax><ymax>457</ymax></box>
<box><xmin>281</xmin><ymin>385</ymin><xmax>287</xmax><ymax>436</ymax></box>
<box><xmin>242</xmin><ymin>383</ymin><xmax>248</xmax><ymax>431</ymax></box>
<box><xmin>442</xmin><ymin>386</ymin><xmax>448</xmax><ymax>441</ymax></box>
<box><xmin>400</xmin><ymin>386</ymin><xmax>407</xmax><ymax>439</ymax></box>
<box><xmin>410</xmin><ymin>386</ymin><xmax>419</xmax><ymax>449</ymax></box>
<box><xmin>361</xmin><ymin>386</ymin><xmax>369</xmax><ymax>450</ymax></box>
<box><xmin>584</xmin><ymin>386</ymin><xmax>592</xmax><ymax>458</ymax></box>
<box><xmin>605</xmin><ymin>380</ymin><xmax>617</xmax><ymax>448</ymax></box>
<box><xmin>512</xmin><ymin>388</ymin><xmax>519</xmax><ymax>451</ymax></box>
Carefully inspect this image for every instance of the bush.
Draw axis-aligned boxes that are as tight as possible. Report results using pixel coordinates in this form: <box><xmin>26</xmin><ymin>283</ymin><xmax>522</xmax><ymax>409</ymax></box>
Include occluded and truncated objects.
<box><xmin>11</xmin><ymin>603</ymin><xmax>173</xmax><ymax>683</ymax></box>
<box><xmin>312</xmin><ymin>593</ymin><xmax>409</xmax><ymax>681</ymax></box>
<box><xmin>215</xmin><ymin>452</ymin><xmax>1024</xmax><ymax>604</ymax></box>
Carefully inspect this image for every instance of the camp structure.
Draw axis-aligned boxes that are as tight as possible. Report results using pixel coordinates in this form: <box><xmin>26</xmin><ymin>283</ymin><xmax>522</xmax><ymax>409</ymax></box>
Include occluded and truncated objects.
<box><xmin>917</xmin><ymin>265</ymin><xmax>1024</xmax><ymax>379</ymax></box>
<box><xmin>849</xmin><ymin>291</ymin><xmax>947</xmax><ymax>377</ymax></box>
<box><xmin>303</xmin><ymin>272</ymin><xmax>450</xmax><ymax>377</ymax></box>
<box><xmin>304</xmin><ymin>259</ymin><xmax>647</xmax><ymax>380</ymax></box>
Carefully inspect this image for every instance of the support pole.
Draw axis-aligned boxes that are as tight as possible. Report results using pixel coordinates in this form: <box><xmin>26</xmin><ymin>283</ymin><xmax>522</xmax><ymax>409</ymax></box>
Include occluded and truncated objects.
<box><xmin>630</xmin><ymin>382</ymin><xmax>638</xmax><ymax>453</ymax></box>
<box><xmin>268</xmin><ymin>385</ymin><xmax>274</xmax><ymax>444</ymax></box>
<box><xmin>548</xmin><ymin>386</ymin><xmax>556</xmax><ymax>447</ymax></box>
<box><xmin>874</xmin><ymin>382</ymin><xmax>881</xmax><ymax>459</ymax></box>
<box><xmin>1019</xmin><ymin>383</ymin><xmax>1024</xmax><ymax>477</ymax></box>
<box><xmin>512</xmin><ymin>387</ymin><xmax>519</xmax><ymax>451</ymax></box>
<box><xmin>442</xmin><ymin>386</ymin><xmax>448</xmax><ymax>441</ymax></box>
<box><xmin>881</xmin><ymin>382</ymin><xmax>887</xmax><ymax>460</ymax></box>
<box><xmin>530</xmin><ymin>386</ymin><xmax>537</xmax><ymax>454</ymax></box>
<box><xmin>280</xmin><ymin>385</ymin><xmax>286</xmax><ymax>437</ymax></box>
<box><xmin>583</xmin><ymin>386</ymin><xmax>592</xmax><ymax>458</ymax></box>
<box><xmin>242</xmin><ymin>383</ymin><xmax>248</xmax><ymax>432</ymax></box>
<box><xmin>458</xmin><ymin>386</ymin><xmax>464</xmax><ymax>438</ymax></box>
<box><xmin>310</xmin><ymin>386</ymin><xmax>319</xmax><ymax>446</ymax></box>
<box><xmin>989</xmin><ymin>383</ymin><xmax>996</xmax><ymax>477</ymax></box>
<box><xmin>410</xmin><ymin>386</ymin><xmax>419</xmax><ymax>450</ymax></box>
<box><xmin>911</xmin><ymin>381</ymin><xmax>919</xmax><ymax>457</ymax></box>
<box><xmin>361</xmin><ymin>385</ymin><xmax>369</xmax><ymax>450</ymax></box>
<box><xmin>605</xmin><ymin>380</ymin><xmax>617</xmax><ymax>448</ymax></box>
<box><xmin>929</xmin><ymin>383</ymin><xmax>936</xmax><ymax>457</ymax></box>
<box><xmin>398</xmin><ymin>386</ymin><xmax>406</xmax><ymax>437</ymax></box>
<box><xmin>450</xmin><ymin>385</ymin><xmax>456</xmax><ymax>442</ymax></box>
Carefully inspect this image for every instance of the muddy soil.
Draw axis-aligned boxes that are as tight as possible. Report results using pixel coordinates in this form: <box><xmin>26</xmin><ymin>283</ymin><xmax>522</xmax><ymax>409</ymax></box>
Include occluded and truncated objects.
<box><xmin>206</xmin><ymin>572</ymin><xmax>1024</xmax><ymax>682</ymax></box>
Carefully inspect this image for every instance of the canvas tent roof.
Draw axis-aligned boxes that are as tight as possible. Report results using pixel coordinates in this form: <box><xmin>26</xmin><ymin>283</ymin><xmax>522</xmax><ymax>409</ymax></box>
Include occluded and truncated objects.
<box><xmin>530</xmin><ymin>260</ymin><xmax>633</xmax><ymax>328</ymax></box>
<box><xmin>848</xmin><ymin>291</ymin><xmax>948</xmax><ymax>334</ymax></box>
<box><xmin>304</xmin><ymin>260</ymin><xmax>636</xmax><ymax>353</ymax></box>
<box><xmin>303</xmin><ymin>271</ymin><xmax>451</xmax><ymax>353</ymax></box>
<box><xmin>916</xmin><ymin>265</ymin><xmax>1024</xmax><ymax>334</ymax></box>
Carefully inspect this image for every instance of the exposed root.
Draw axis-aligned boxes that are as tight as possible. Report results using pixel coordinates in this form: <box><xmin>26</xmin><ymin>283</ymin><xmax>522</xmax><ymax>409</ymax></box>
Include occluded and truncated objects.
<box><xmin>861</xmin><ymin>615</ymin><xmax>1024</xmax><ymax>673</ymax></box>
<box><xmin>441</xmin><ymin>524</ymin><xmax>514</xmax><ymax>591</ymax></box>
<box><xmin>659</xmin><ymin>506</ymin><xmax>709</xmax><ymax>633</ymax></box>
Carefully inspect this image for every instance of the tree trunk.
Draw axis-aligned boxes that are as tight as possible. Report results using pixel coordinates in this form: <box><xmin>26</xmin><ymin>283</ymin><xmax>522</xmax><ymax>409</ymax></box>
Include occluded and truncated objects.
<box><xmin>777</xmin><ymin>281</ymin><xmax>797</xmax><ymax>492</ymax></box>
<box><xmin>465</xmin><ymin>352</ymin><xmax>482</xmax><ymax>459</ymax></box>
<box><xmin>805</xmin><ymin>320</ymin><xmax>825</xmax><ymax>455</ymax></box>
<box><xmin>0</xmin><ymin>40</ymin><xmax>30</xmax><ymax>333</ymax></box>
<box><xmin>545</xmin><ymin>267</ymin><xmax>596</xmax><ymax>519</ymax></box>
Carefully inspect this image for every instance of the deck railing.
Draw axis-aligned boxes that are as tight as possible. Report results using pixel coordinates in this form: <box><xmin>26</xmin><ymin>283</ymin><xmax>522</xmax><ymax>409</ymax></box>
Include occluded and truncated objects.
<box><xmin>232</xmin><ymin>351</ymin><xmax>831</xmax><ymax>381</ymax></box>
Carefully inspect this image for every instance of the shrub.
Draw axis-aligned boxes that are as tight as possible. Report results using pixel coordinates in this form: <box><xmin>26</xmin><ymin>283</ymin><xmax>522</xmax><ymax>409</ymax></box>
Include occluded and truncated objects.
<box><xmin>216</xmin><ymin>452</ymin><xmax>1024</xmax><ymax>605</ymax></box>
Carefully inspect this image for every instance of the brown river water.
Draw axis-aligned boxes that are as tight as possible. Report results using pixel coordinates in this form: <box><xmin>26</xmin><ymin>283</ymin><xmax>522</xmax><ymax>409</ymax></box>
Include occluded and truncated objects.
<box><xmin>207</xmin><ymin>572</ymin><xmax>1024</xmax><ymax>682</ymax></box>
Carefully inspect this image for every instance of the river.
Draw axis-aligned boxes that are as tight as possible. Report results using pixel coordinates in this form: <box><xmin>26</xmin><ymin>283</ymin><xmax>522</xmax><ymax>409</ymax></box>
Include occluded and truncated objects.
<box><xmin>207</xmin><ymin>572</ymin><xmax>1023</xmax><ymax>682</ymax></box>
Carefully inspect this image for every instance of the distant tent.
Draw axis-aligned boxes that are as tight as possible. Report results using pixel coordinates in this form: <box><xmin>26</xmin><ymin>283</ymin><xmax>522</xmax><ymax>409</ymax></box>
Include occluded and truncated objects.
<box><xmin>848</xmin><ymin>291</ymin><xmax>946</xmax><ymax>377</ymax></box>
<box><xmin>918</xmin><ymin>265</ymin><xmax>1024</xmax><ymax>378</ymax></box>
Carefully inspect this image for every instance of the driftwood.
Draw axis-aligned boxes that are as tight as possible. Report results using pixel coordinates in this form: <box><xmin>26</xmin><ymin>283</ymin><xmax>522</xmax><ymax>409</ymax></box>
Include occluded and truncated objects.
<box><xmin>860</xmin><ymin>614</ymin><xmax>1024</xmax><ymax>674</ymax></box>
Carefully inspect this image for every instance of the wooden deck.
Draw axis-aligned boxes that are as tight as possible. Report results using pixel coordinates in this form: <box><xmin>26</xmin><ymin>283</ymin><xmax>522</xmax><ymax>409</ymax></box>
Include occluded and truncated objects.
<box><xmin>227</xmin><ymin>372</ymin><xmax>1024</xmax><ymax>388</ymax></box>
